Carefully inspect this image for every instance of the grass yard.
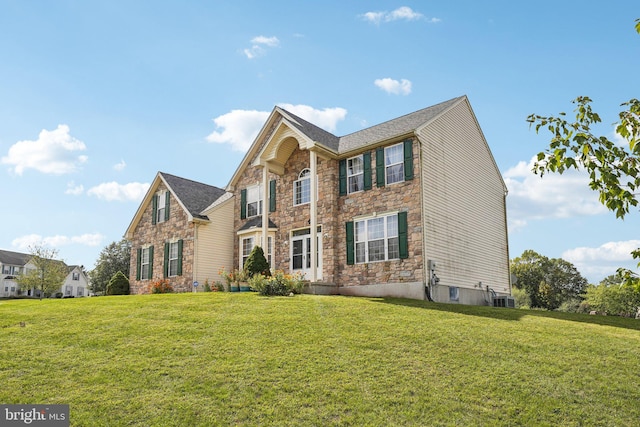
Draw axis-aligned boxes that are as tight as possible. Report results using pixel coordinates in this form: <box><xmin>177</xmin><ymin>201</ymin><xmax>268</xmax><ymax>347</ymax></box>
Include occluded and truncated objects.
<box><xmin>1</xmin><ymin>293</ymin><xmax>639</xmax><ymax>426</ymax></box>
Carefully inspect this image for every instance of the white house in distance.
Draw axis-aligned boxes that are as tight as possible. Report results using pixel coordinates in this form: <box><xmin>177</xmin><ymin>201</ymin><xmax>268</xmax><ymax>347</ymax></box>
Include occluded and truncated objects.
<box><xmin>0</xmin><ymin>249</ymin><xmax>90</xmax><ymax>298</ymax></box>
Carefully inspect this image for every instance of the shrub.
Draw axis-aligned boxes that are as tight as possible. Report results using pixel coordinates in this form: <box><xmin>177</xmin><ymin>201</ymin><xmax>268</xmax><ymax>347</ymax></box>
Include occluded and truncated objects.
<box><xmin>203</xmin><ymin>279</ymin><xmax>211</xmax><ymax>292</ymax></box>
<box><xmin>106</xmin><ymin>271</ymin><xmax>130</xmax><ymax>295</ymax></box>
<box><xmin>249</xmin><ymin>270</ymin><xmax>304</xmax><ymax>296</ymax></box>
<box><xmin>214</xmin><ymin>281</ymin><xmax>225</xmax><ymax>292</ymax></box>
<box><xmin>150</xmin><ymin>279</ymin><xmax>173</xmax><ymax>294</ymax></box>
<box><xmin>244</xmin><ymin>246</ymin><xmax>270</xmax><ymax>278</ymax></box>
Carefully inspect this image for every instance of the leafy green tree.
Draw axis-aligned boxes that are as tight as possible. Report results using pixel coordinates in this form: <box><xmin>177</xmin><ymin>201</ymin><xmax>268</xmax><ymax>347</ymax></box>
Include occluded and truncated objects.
<box><xmin>243</xmin><ymin>246</ymin><xmax>270</xmax><ymax>278</ymax></box>
<box><xmin>106</xmin><ymin>271</ymin><xmax>130</xmax><ymax>295</ymax></box>
<box><xmin>16</xmin><ymin>245</ymin><xmax>68</xmax><ymax>300</ymax></box>
<box><xmin>511</xmin><ymin>250</ymin><xmax>587</xmax><ymax>310</ymax></box>
<box><xmin>585</xmin><ymin>274</ymin><xmax>640</xmax><ymax>317</ymax></box>
<box><xmin>89</xmin><ymin>238</ymin><xmax>131</xmax><ymax>294</ymax></box>
<box><xmin>527</xmin><ymin>19</ymin><xmax>640</xmax><ymax>283</ymax></box>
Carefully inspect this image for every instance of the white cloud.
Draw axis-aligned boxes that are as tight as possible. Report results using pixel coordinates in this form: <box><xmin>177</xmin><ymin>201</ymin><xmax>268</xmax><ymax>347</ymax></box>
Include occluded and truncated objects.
<box><xmin>503</xmin><ymin>156</ymin><xmax>607</xmax><ymax>230</ymax></box>
<box><xmin>206</xmin><ymin>105</ymin><xmax>347</xmax><ymax>151</ymax></box>
<box><xmin>278</xmin><ymin>104</ymin><xmax>347</xmax><ymax>133</ymax></box>
<box><xmin>87</xmin><ymin>182</ymin><xmax>150</xmax><ymax>202</ymax></box>
<box><xmin>12</xmin><ymin>233</ymin><xmax>105</xmax><ymax>250</ymax></box>
<box><xmin>361</xmin><ymin>7</ymin><xmax>439</xmax><ymax>25</ymax></box>
<box><xmin>562</xmin><ymin>240</ymin><xmax>640</xmax><ymax>283</ymax></box>
<box><xmin>374</xmin><ymin>78</ymin><xmax>412</xmax><ymax>95</ymax></box>
<box><xmin>1</xmin><ymin>124</ymin><xmax>88</xmax><ymax>175</ymax></box>
<box><xmin>243</xmin><ymin>35</ymin><xmax>280</xmax><ymax>59</ymax></box>
<box><xmin>113</xmin><ymin>160</ymin><xmax>126</xmax><ymax>171</ymax></box>
<box><xmin>206</xmin><ymin>109</ymin><xmax>270</xmax><ymax>151</ymax></box>
<box><xmin>65</xmin><ymin>181</ymin><xmax>84</xmax><ymax>196</ymax></box>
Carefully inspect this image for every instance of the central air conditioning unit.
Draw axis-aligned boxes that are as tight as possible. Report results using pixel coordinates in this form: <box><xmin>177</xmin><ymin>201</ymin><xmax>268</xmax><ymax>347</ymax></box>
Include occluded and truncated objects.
<box><xmin>493</xmin><ymin>295</ymin><xmax>515</xmax><ymax>308</ymax></box>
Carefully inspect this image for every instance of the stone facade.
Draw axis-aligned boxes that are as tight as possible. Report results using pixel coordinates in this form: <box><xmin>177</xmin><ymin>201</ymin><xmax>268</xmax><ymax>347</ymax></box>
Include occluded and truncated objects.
<box><xmin>129</xmin><ymin>182</ymin><xmax>195</xmax><ymax>294</ymax></box>
<box><xmin>233</xmin><ymin>137</ymin><xmax>423</xmax><ymax>291</ymax></box>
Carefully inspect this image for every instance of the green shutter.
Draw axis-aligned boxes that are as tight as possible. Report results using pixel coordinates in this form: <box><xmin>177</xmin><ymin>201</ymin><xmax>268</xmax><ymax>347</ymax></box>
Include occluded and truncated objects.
<box><xmin>404</xmin><ymin>139</ymin><xmax>414</xmax><ymax>180</ymax></box>
<box><xmin>376</xmin><ymin>147</ymin><xmax>385</xmax><ymax>187</ymax></box>
<box><xmin>163</xmin><ymin>242</ymin><xmax>169</xmax><ymax>278</ymax></box>
<box><xmin>398</xmin><ymin>212</ymin><xmax>409</xmax><ymax>259</ymax></box>
<box><xmin>339</xmin><ymin>159</ymin><xmax>347</xmax><ymax>195</ymax></box>
<box><xmin>346</xmin><ymin>221</ymin><xmax>355</xmax><ymax>265</ymax></box>
<box><xmin>151</xmin><ymin>195</ymin><xmax>158</xmax><ymax>225</ymax></box>
<box><xmin>136</xmin><ymin>248</ymin><xmax>142</xmax><ymax>280</ymax></box>
<box><xmin>148</xmin><ymin>246</ymin><xmax>154</xmax><ymax>280</ymax></box>
<box><xmin>363</xmin><ymin>151</ymin><xmax>372</xmax><ymax>190</ymax></box>
<box><xmin>164</xmin><ymin>191</ymin><xmax>170</xmax><ymax>221</ymax></box>
<box><xmin>240</xmin><ymin>189</ymin><xmax>247</xmax><ymax>219</ymax></box>
<box><xmin>177</xmin><ymin>239</ymin><xmax>183</xmax><ymax>276</ymax></box>
<box><xmin>269</xmin><ymin>180</ymin><xmax>276</xmax><ymax>212</ymax></box>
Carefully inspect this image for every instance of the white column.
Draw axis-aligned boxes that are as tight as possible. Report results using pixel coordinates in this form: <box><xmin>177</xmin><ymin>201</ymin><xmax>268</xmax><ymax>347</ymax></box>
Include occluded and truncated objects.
<box><xmin>309</xmin><ymin>151</ymin><xmax>317</xmax><ymax>282</ymax></box>
<box><xmin>262</xmin><ymin>165</ymin><xmax>269</xmax><ymax>249</ymax></box>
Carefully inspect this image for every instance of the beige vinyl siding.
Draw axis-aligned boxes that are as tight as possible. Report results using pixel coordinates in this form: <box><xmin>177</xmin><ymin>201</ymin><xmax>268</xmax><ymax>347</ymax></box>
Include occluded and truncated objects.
<box><xmin>419</xmin><ymin>99</ymin><xmax>510</xmax><ymax>294</ymax></box>
<box><xmin>194</xmin><ymin>197</ymin><xmax>235</xmax><ymax>287</ymax></box>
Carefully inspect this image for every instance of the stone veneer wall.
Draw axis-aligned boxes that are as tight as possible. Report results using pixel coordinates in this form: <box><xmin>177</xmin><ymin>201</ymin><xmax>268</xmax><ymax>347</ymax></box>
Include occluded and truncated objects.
<box><xmin>335</xmin><ymin>140</ymin><xmax>424</xmax><ymax>288</ymax></box>
<box><xmin>233</xmin><ymin>136</ymin><xmax>424</xmax><ymax>291</ymax></box>
<box><xmin>129</xmin><ymin>182</ymin><xmax>195</xmax><ymax>294</ymax></box>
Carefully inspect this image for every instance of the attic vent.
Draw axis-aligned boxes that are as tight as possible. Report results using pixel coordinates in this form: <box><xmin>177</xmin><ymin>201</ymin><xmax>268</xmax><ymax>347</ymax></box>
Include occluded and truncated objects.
<box><xmin>493</xmin><ymin>296</ymin><xmax>515</xmax><ymax>308</ymax></box>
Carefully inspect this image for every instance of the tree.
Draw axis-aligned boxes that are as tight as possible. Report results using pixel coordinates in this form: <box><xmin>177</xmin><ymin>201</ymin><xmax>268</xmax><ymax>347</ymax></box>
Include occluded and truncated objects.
<box><xmin>106</xmin><ymin>271</ymin><xmax>130</xmax><ymax>295</ymax></box>
<box><xmin>510</xmin><ymin>250</ymin><xmax>587</xmax><ymax>310</ymax></box>
<box><xmin>585</xmin><ymin>274</ymin><xmax>640</xmax><ymax>317</ymax></box>
<box><xmin>243</xmin><ymin>246</ymin><xmax>270</xmax><ymax>278</ymax></box>
<box><xmin>15</xmin><ymin>245</ymin><xmax>68</xmax><ymax>300</ymax></box>
<box><xmin>526</xmin><ymin>19</ymin><xmax>640</xmax><ymax>283</ymax></box>
<box><xmin>89</xmin><ymin>238</ymin><xmax>131</xmax><ymax>294</ymax></box>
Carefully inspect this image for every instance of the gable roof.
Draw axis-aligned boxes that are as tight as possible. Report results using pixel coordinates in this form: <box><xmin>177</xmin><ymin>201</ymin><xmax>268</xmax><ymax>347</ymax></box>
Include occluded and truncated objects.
<box><xmin>337</xmin><ymin>96</ymin><xmax>465</xmax><ymax>154</ymax></box>
<box><xmin>125</xmin><ymin>172</ymin><xmax>227</xmax><ymax>239</ymax></box>
<box><xmin>227</xmin><ymin>96</ymin><xmax>467</xmax><ymax>189</ymax></box>
<box><xmin>160</xmin><ymin>172</ymin><xmax>226</xmax><ymax>220</ymax></box>
<box><xmin>0</xmin><ymin>249</ymin><xmax>30</xmax><ymax>266</ymax></box>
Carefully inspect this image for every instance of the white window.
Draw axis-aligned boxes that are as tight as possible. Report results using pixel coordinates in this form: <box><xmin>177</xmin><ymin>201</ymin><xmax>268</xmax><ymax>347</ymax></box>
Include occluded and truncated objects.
<box><xmin>241</xmin><ymin>237</ymin><xmax>254</xmax><ymax>269</ymax></box>
<box><xmin>77</xmin><ymin>287</ymin><xmax>84</xmax><ymax>297</ymax></box>
<box><xmin>449</xmin><ymin>286</ymin><xmax>460</xmax><ymax>302</ymax></box>
<box><xmin>385</xmin><ymin>143</ymin><xmax>404</xmax><ymax>185</ymax></box>
<box><xmin>72</xmin><ymin>272</ymin><xmax>80</xmax><ymax>281</ymax></box>
<box><xmin>168</xmin><ymin>241</ymin><xmax>179</xmax><ymax>277</ymax></box>
<box><xmin>157</xmin><ymin>192</ymin><xmax>166</xmax><ymax>223</ymax></box>
<box><xmin>347</xmin><ymin>156</ymin><xmax>364</xmax><ymax>193</ymax></box>
<box><xmin>355</xmin><ymin>214</ymin><xmax>399</xmax><ymax>263</ymax></box>
<box><xmin>294</xmin><ymin>169</ymin><xmax>311</xmax><ymax>205</ymax></box>
<box><xmin>65</xmin><ymin>286</ymin><xmax>72</xmax><ymax>296</ymax></box>
<box><xmin>246</xmin><ymin>186</ymin><xmax>263</xmax><ymax>218</ymax></box>
<box><xmin>267</xmin><ymin>236</ymin><xmax>273</xmax><ymax>269</ymax></box>
<box><xmin>141</xmin><ymin>247</ymin><xmax>151</xmax><ymax>280</ymax></box>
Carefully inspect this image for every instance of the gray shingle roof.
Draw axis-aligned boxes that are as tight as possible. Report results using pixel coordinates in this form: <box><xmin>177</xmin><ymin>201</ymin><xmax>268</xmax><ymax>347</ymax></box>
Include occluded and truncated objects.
<box><xmin>0</xmin><ymin>249</ymin><xmax>30</xmax><ymax>266</ymax></box>
<box><xmin>279</xmin><ymin>109</ymin><xmax>340</xmax><ymax>151</ymax></box>
<box><xmin>160</xmin><ymin>172</ymin><xmax>226</xmax><ymax>220</ymax></box>
<box><xmin>239</xmin><ymin>216</ymin><xmax>278</xmax><ymax>231</ymax></box>
<box><xmin>278</xmin><ymin>96</ymin><xmax>465</xmax><ymax>155</ymax></box>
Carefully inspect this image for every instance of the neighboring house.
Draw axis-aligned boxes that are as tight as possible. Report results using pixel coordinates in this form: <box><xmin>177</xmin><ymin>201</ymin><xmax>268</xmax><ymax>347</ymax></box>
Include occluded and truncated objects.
<box><xmin>0</xmin><ymin>249</ymin><xmax>28</xmax><ymax>298</ymax></box>
<box><xmin>0</xmin><ymin>249</ymin><xmax>89</xmax><ymax>298</ymax></box>
<box><xmin>226</xmin><ymin>95</ymin><xmax>511</xmax><ymax>304</ymax></box>
<box><xmin>125</xmin><ymin>172</ymin><xmax>234</xmax><ymax>294</ymax></box>
<box><xmin>63</xmin><ymin>265</ymin><xmax>90</xmax><ymax>297</ymax></box>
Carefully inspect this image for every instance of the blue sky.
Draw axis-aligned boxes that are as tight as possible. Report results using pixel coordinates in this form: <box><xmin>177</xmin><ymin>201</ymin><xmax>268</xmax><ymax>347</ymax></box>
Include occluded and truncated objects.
<box><xmin>1</xmin><ymin>1</ymin><xmax>638</xmax><ymax>283</ymax></box>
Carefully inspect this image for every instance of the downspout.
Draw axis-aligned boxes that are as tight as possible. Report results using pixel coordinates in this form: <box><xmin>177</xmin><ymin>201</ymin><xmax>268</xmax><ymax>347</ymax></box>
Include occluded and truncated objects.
<box><xmin>194</xmin><ymin>222</ymin><xmax>198</xmax><ymax>292</ymax></box>
<box><xmin>416</xmin><ymin>133</ymin><xmax>433</xmax><ymax>302</ymax></box>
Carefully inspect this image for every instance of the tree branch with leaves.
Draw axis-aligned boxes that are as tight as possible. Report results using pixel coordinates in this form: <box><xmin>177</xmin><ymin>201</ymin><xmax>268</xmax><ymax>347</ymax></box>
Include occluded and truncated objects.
<box><xmin>526</xmin><ymin>19</ymin><xmax>640</xmax><ymax>285</ymax></box>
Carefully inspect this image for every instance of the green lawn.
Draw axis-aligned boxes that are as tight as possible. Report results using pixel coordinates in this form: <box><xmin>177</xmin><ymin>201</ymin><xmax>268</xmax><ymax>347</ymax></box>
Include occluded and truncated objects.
<box><xmin>1</xmin><ymin>293</ymin><xmax>639</xmax><ymax>426</ymax></box>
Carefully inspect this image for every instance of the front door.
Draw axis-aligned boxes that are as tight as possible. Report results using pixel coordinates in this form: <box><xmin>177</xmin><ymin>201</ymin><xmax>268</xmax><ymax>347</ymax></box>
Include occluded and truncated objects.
<box><xmin>291</xmin><ymin>227</ymin><xmax>322</xmax><ymax>280</ymax></box>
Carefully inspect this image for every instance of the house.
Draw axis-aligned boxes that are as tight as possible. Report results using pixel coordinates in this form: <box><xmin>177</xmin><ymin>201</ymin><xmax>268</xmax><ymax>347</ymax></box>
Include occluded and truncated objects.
<box><xmin>227</xmin><ymin>95</ymin><xmax>511</xmax><ymax>304</ymax></box>
<box><xmin>0</xmin><ymin>249</ymin><xmax>89</xmax><ymax>298</ymax></box>
<box><xmin>125</xmin><ymin>172</ymin><xmax>234</xmax><ymax>294</ymax></box>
